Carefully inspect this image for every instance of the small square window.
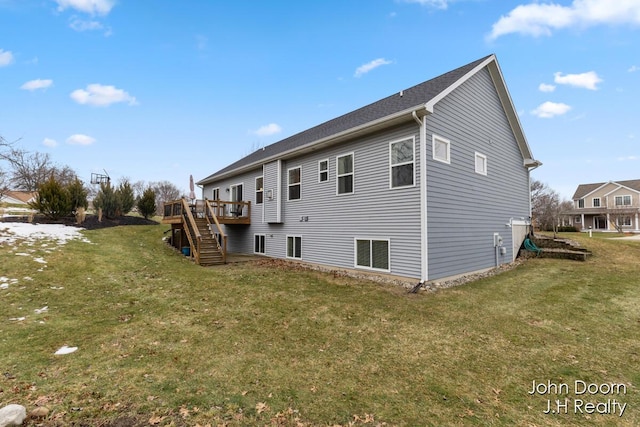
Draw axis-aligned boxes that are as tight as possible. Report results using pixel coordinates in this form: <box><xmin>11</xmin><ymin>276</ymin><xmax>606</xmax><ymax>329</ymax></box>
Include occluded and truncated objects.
<box><xmin>432</xmin><ymin>135</ymin><xmax>450</xmax><ymax>164</ymax></box>
<box><xmin>475</xmin><ymin>152</ymin><xmax>487</xmax><ymax>175</ymax></box>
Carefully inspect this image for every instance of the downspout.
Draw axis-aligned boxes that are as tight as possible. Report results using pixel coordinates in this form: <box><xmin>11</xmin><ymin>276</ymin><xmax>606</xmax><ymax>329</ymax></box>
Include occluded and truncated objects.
<box><xmin>412</xmin><ymin>110</ymin><xmax>428</xmax><ymax>284</ymax></box>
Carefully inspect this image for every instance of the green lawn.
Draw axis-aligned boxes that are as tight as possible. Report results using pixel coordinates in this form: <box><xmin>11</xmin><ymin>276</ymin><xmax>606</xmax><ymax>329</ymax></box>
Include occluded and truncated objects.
<box><xmin>1</xmin><ymin>224</ymin><xmax>639</xmax><ymax>426</ymax></box>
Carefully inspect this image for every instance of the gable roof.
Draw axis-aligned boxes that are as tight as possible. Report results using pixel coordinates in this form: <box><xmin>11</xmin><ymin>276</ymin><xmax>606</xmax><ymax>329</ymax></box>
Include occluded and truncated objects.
<box><xmin>198</xmin><ymin>54</ymin><xmax>536</xmax><ymax>185</ymax></box>
<box><xmin>2</xmin><ymin>190</ymin><xmax>37</xmax><ymax>205</ymax></box>
<box><xmin>572</xmin><ymin>180</ymin><xmax>640</xmax><ymax>200</ymax></box>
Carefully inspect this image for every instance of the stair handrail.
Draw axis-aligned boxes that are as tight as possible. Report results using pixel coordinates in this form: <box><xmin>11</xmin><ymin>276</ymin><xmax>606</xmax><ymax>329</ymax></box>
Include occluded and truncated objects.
<box><xmin>204</xmin><ymin>199</ymin><xmax>227</xmax><ymax>264</ymax></box>
<box><xmin>181</xmin><ymin>198</ymin><xmax>202</xmax><ymax>264</ymax></box>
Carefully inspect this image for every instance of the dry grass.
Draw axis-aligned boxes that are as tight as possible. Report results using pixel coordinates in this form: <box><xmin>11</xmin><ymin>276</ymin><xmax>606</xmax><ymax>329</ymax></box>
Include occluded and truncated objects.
<box><xmin>0</xmin><ymin>226</ymin><xmax>639</xmax><ymax>426</ymax></box>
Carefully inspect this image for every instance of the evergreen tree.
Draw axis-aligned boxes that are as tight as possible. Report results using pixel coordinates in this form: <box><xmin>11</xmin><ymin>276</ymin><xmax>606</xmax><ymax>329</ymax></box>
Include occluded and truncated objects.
<box><xmin>117</xmin><ymin>180</ymin><xmax>135</xmax><ymax>215</ymax></box>
<box><xmin>137</xmin><ymin>188</ymin><xmax>157</xmax><ymax>219</ymax></box>
<box><xmin>93</xmin><ymin>182</ymin><xmax>121</xmax><ymax>219</ymax></box>
<box><xmin>67</xmin><ymin>178</ymin><xmax>89</xmax><ymax>213</ymax></box>
<box><xmin>30</xmin><ymin>175</ymin><xmax>72</xmax><ymax>219</ymax></box>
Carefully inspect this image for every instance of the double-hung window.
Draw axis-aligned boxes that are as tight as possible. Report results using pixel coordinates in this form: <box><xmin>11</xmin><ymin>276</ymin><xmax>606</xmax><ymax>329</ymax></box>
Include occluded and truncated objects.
<box><xmin>288</xmin><ymin>167</ymin><xmax>301</xmax><ymax>200</ymax></box>
<box><xmin>578</xmin><ymin>199</ymin><xmax>585</xmax><ymax>208</ymax></box>
<box><xmin>390</xmin><ymin>138</ymin><xmax>415</xmax><ymax>188</ymax></box>
<box><xmin>592</xmin><ymin>197</ymin><xmax>600</xmax><ymax>208</ymax></box>
<box><xmin>319</xmin><ymin>159</ymin><xmax>328</xmax><ymax>182</ymax></box>
<box><xmin>255</xmin><ymin>176</ymin><xmax>263</xmax><ymax>204</ymax></box>
<box><xmin>337</xmin><ymin>153</ymin><xmax>354</xmax><ymax>195</ymax></box>
<box><xmin>355</xmin><ymin>239</ymin><xmax>390</xmax><ymax>271</ymax></box>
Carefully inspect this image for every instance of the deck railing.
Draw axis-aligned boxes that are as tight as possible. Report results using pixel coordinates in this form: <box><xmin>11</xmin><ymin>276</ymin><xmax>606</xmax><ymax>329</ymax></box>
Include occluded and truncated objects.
<box><xmin>163</xmin><ymin>199</ymin><xmax>251</xmax><ymax>225</ymax></box>
<box><xmin>204</xmin><ymin>200</ymin><xmax>227</xmax><ymax>263</ymax></box>
<box><xmin>180</xmin><ymin>198</ymin><xmax>201</xmax><ymax>264</ymax></box>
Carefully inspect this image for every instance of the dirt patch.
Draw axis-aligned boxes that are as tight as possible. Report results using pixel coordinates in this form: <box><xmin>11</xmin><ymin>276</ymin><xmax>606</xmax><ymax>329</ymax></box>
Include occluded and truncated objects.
<box><xmin>1</xmin><ymin>214</ymin><xmax>159</xmax><ymax>230</ymax></box>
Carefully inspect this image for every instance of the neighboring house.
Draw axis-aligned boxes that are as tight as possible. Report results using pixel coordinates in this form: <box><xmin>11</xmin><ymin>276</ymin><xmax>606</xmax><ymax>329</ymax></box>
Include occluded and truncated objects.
<box><xmin>563</xmin><ymin>180</ymin><xmax>640</xmax><ymax>232</ymax></box>
<box><xmin>179</xmin><ymin>54</ymin><xmax>540</xmax><ymax>283</ymax></box>
<box><xmin>1</xmin><ymin>190</ymin><xmax>37</xmax><ymax>205</ymax></box>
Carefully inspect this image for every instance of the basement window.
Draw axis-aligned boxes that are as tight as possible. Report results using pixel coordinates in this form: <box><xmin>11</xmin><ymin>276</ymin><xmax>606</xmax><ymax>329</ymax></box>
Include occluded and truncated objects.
<box><xmin>254</xmin><ymin>234</ymin><xmax>265</xmax><ymax>254</ymax></box>
<box><xmin>287</xmin><ymin>235</ymin><xmax>302</xmax><ymax>259</ymax></box>
<box><xmin>355</xmin><ymin>238</ymin><xmax>390</xmax><ymax>272</ymax></box>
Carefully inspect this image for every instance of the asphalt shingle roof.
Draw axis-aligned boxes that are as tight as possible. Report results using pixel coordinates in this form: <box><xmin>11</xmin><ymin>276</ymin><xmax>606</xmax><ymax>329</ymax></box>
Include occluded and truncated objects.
<box><xmin>198</xmin><ymin>54</ymin><xmax>493</xmax><ymax>184</ymax></box>
<box><xmin>572</xmin><ymin>179</ymin><xmax>640</xmax><ymax>199</ymax></box>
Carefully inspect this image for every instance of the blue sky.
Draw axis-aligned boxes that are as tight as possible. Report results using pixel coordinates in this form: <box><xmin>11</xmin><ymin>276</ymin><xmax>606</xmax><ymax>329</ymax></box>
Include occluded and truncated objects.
<box><xmin>1</xmin><ymin>0</ymin><xmax>638</xmax><ymax>199</ymax></box>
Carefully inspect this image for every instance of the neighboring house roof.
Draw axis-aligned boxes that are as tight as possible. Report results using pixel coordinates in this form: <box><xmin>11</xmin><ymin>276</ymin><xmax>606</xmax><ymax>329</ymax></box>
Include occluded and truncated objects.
<box><xmin>572</xmin><ymin>180</ymin><xmax>640</xmax><ymax>200</ymax></box>
<box><xmin>1</xmin><ymin>190</ymin><xmax>37</xmax><ymax>205</ymax></box>
<box><xmin>198</xmin><ymin>54</ymin><xmax>537</xmax><ymax>185</ymax></box>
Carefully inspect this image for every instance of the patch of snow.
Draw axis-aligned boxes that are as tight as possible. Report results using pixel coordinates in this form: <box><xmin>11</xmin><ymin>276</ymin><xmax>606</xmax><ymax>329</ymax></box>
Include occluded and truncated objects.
<box><xmin>54</xmin><ymin>345</ymin><xmax>78</xmax><ymax>355</ymax></box>
<box><xmin>33</xmin><ymin>257</ymin><xmax>47</xmax><ymax>264</ymax></box>
<box><xmin>9</xmin><ymin>317</ymin><xmax>26</xmax><ymax>322</ymax></box>
<box><xmin>0</xmin><ymin>222</ymin><xmax>91</xmax><ymax>245</ymax></box>
<box><xmin>34</xmin><ymin>306</ymin><xmax>48</xmax><ymax>314</ymax></box>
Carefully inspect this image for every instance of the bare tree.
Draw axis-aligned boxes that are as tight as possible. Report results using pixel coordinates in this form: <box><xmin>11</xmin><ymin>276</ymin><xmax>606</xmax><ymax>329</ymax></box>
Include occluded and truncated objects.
<box><xmin>0</xmin><ymin>168</ymin><xmax>7</xmax><ymax>202</ymax></box>
<box><xmin>150</xmin><ymin>180</ymin><xmax>182</xmax><ymax>215</ymax></box>
<box><xmin>531</xmin><ymin>179</ymin><xmax>572</xmax><ymax>236</ymax></box>
<box><xmin>607</xmin><ymin>206</ymin><xmax>636</xmax><ymax>233</ymax></box>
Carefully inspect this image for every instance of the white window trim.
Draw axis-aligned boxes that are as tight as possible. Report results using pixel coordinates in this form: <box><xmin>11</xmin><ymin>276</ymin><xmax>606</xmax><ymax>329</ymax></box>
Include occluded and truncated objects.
<box><xmin>389</xmin><ymin>137</ymin><xmax>416</xmax><ymax>189</ymax></box>
<box><xmin>254</xmin><ymin>234</ymin><xmax>266</xmax><ymax>254</ymax></box>
<box><xmin>255</xmin><ymin>176</ymin><xmax>264</xmax><ymax>205</ymax></box>
<box><xmin>211</xmin><ymin>187</ymin><xmax>220</xmax><ymax>201</ymax></box>
<box><xmin>474</xmin><ymin>152</ymin><xmax>487</xmax><ymax>176</ymax></box>
<box><xmin>353</xmin><ymin>237</ymin><xmax>391</xmax><ymax>273</ymax></box>
<box><xmin>336</xmin><ymin>152</ymin><xmax>355</xmax><ymax>196</ymax></box>
<box><xmin>614</xmin><ymin>194</ymin><xmax>632</xmax><ymax>206</ymax></box>
<box><xmin>287</xmin><ymin>166</ymin><xmax>302</xmax><ymax>201</ymax></box>
<box><xmin>592</xmin><ymin>197</ymin><xmax>600</xmax><ymax>208</ymax></box>
<box><xmin>432</xmin><ymin>135</ymin><xmax>451</xmax><ymax>164</ymax></box>
<box><xmin>574</xmin><ymin>216</ymin><xmax>581</xmax><ymax>224</ymax></box>
<box><xmin>318</xmin><ymin>159</ymin><xmax>329</xmax><ymax>183</ymax></box>
<box><xmin>286</xmin><ymin>235</ymin><xmax>302</xmax><ymax>259</ymax></box>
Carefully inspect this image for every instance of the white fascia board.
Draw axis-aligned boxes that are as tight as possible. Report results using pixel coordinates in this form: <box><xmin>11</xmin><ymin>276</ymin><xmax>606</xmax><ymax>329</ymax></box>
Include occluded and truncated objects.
<box><xmin>201</xmin><ymin>106</ymin><xmax>428</xmax><ymax>184</ymax></box>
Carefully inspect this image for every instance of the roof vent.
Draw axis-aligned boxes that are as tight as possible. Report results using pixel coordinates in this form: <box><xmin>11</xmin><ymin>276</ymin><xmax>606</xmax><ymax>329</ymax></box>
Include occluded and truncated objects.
<box><xmin>399</xmin><ymin>90</ymin><xmax>404</xmax><ymax>97</ymax></box>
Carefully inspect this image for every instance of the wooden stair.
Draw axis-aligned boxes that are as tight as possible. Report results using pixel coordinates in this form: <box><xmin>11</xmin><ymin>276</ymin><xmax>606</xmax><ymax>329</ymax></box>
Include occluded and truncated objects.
<box><xmin>194</xmin><ymin>218</ymin><xmax>225</xmax><ymax>266</ymax></box>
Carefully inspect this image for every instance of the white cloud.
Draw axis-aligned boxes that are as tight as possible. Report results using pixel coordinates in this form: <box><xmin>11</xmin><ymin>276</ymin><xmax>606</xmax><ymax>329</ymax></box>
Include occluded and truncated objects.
<box><xmin>69</xmin><ymin>17</ymin><xmax>103</xmax><ymax>31</ymax></box>
<box><xmin>538</xmin><ymin>83</ymin><xmax>556</xmax><ymax>92</ymax></box>
<box><xmin>617</xmin><ymin>155</ymin><xmax>638</xmax><ymax>161</ymax></box>
<box><xmin>488</xmin><ymin>0</ymin><xmax>640</xmax><ymax>40</ymax></box>
<box><xmin>554</xmin><ymin>71</ymin><xmax>602</xmax><ymax>90</ymax></box>
<box><xmin>354</xmin><ymin>58</ymin><xmax>393</xmax><ymax>78</ymax></box>
<box><xmin>43</xmin><ymin>138</ymin><xmax>58</xmax><ymax>147</ymax></box>
<box><xmin>402</xmin><ymin>0</ymin><xmax>449</xmax><ymax>9</ymax></box>
<box><xmin>70</xmin><ymin>84</ymin><xmax>138</xmax><ymax>107</ymax></box>
<box><xmin>531</xmin><ymin>101</ymin><xmax>572</xmax><ymax>118</ymax></box>
<box><xmin>628</xmin><ymin>65</ymin><xmax>639</xmax><ymax>72</ymax></box>
<box><xmin>20</xmin><ymin>79</ymin><xmax>53</xmax><ymax>91</ymax></box>
<box><xmin>252</xmin><ymin>123</ymin><xmax>282</xmax><ymax>137</ymax></box>
<box><xmin>0</xmin><ymin>49</ymin><xmax>14</xmax><ymax>67</ymax></box>
<box><xmin>54</xmin><ymin>0</ymin><xmax>115</xmax><ymax>15</ymax></box>
<box><xmin>66</xmin><ymin>134</ymin><xmax>96</xmax><ymax>145</ymax></box>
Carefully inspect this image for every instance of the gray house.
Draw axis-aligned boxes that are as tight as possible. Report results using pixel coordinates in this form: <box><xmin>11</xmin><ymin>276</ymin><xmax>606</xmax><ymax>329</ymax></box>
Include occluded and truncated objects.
<box><xmin>168</xmin><ymin>54</ymin><xmax>540</xmax><ymax>283</ymax></box>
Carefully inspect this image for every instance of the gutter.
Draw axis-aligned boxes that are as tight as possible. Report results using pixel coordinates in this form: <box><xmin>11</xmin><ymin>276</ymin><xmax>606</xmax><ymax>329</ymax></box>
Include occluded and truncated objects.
<box><xmin>198</xmin><ymin>105</ymin><xmax>429</xmax><ymax>185</ymax></box>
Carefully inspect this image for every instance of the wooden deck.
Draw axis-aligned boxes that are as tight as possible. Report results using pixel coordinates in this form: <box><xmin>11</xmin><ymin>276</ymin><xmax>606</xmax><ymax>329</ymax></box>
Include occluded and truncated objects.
<box><xmin>162</xmin><ymin>199</ymin><xmax>250</xmax><ymax>266</ymax></box>
<box><xmin>162</xmin><ymin>199</ymin><xmax>251</xmax><ymax>225</ymax></box>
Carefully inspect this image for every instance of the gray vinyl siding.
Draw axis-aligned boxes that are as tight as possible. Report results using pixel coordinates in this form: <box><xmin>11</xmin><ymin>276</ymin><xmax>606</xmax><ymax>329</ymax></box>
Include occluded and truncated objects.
<box><xmin>425</xmin><ymin>67</ymin><xmax>530</xmax><ymax>280</ymax></box>
<box><xmin>205</xmin><ymin>123</ymin><xmax>423</xmax><ymax>278</ymax></box>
